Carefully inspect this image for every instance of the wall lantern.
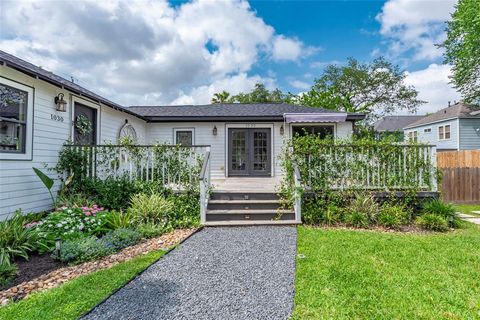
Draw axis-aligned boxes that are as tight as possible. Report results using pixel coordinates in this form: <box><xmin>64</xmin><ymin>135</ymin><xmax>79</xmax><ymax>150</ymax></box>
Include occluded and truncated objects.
<box><xmin>475</xmin><ymin>127</ymin><xmax>480</xmax><ymax>135</ymax></box>
<box><xmin>280</xmin><ymin>124</ymin><xmax>284</xmax><ymax>135</ymax></box>
<box><xmin>54</xmin><ymin>93</ymin><xmax>67</xmax><ymax>112</ymax></box>
<box><xmin>213</xmin><ymin>125</ymin><xmax>218</xmax><ymax>136</ymax></box>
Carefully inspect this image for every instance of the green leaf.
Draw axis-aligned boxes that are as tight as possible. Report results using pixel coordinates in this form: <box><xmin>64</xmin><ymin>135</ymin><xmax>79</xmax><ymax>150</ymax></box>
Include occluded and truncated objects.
<box><xmin>33</xmin><ymin>167</ymin><xmax>54</xmax><ymax>190</ymax></box>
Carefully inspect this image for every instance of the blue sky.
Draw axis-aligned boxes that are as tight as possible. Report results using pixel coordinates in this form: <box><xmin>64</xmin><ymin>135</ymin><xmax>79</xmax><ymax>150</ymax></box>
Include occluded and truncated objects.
<box><xmin>0</xmin><ymin>0</ymin><xmax>461</xmax><ymax>113</ymax></box>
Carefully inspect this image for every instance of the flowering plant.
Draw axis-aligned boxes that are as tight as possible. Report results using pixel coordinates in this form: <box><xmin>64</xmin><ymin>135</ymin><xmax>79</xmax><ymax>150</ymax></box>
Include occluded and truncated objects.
<box><xmin>36</xmin><ymin>205</ymin><xmax>109</xmax><ymax>242</ymax></box>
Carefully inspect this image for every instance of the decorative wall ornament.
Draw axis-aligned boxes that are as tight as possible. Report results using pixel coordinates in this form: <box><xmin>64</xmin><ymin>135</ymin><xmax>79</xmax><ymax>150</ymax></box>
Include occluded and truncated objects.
<box><xmin>75</xmin><ymin>114</ymin><xmax>93</xmax><ymax>136</ymax></box>
<box><xmin>118</xmin><ymin>122</ymin><xmax>137</xmax><ymax>143</ymax></box>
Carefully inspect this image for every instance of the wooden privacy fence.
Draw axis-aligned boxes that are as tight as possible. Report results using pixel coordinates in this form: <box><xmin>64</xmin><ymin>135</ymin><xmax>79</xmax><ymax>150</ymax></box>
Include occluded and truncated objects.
<box><xmin>437</xmin><ymin>150</ymin><xmax>480</xmax><ymax>203</ymax></box>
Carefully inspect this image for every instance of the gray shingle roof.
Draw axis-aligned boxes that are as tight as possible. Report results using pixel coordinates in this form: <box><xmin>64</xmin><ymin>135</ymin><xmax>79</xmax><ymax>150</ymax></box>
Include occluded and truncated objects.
<box><xmin>373</xmin><ymin>115</ymin><xmax>425</xmax><ymax>132</ymax></box>
<box><xmin>404</xmin><ymin>102</ymin><xmax>480</xmax><ymax>129</ymax></box>
<box><xmin>129</xmin><ymin>104</ymin><xmax>365</xmax><ymax>121</ymax></box>
<box><xmin>0</xmin><ymin>50</ymin><xmax>144</xmax><ymax>119</ymax></box>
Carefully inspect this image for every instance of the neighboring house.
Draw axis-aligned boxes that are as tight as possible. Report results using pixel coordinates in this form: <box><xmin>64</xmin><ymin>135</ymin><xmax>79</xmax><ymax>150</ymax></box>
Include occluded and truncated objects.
<box><xmin>373</xmin><ymin>115</ymin><xmax>425</xmax><ymax>141</ymax></box>
<box><xmin>404</xmin><ymin>102</ymin><xmax>480</xmax><ymax>151</ymax></box>
<box><xmin>0</xmin><ymin>51</ymin><xmax>365</xmax><ymax>218</ymax></box>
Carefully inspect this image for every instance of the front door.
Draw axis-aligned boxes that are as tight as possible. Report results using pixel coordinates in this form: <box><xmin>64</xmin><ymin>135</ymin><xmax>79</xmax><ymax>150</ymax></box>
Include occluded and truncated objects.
<box><xmin>228</xmin><ymin>128</ymin><xmax>271</xmax><ymax>176</ymax></box>
<box><xmin>74</xmin><ymin>103</ymin><xmax>97</xmax><ymax>145</ymax></box>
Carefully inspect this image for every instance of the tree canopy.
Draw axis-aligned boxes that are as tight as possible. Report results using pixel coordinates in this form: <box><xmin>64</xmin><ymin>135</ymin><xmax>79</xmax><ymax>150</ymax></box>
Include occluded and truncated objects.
<box><xmin>211</xmin><ymin>57</ymin><xmax>425</xmax><ymax>121</ymax></box>
<box><xmin>211</xmin><ymin>83</ymin><xmax>287</xmax><ymax>104</ymax></box>
<box><xmin>443</xmin><ymin>0</ymin><xmax>480</xmax><ymax>104</ymax></box>
<box><xmin>295</xmin><ymin>57</ymin><xmax>425</xmax><ymax>121</ymax></box>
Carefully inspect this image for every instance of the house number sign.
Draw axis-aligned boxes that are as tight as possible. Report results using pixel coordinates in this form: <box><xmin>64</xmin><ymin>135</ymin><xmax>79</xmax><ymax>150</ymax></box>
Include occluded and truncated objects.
<box><xmin>50</xmin><ymin>114</ymin><xmax>65</xmax><ymax>122</ymax></box>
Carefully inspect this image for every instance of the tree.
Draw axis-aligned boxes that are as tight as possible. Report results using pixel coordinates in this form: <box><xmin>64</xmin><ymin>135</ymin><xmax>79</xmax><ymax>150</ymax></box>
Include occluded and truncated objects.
<box><xmin>295</xmin><ymin>57</ymin><xmax>425</xmax><ymax>121</ymax></box>
<box><xmin>211</xmin><ymin>91</ymin><xmax>232</xmax><ymax>103</ymax></box>
<box><xmin>443</xmin><ymin>0</ymin><xmax>480</xmax><ymax>104</ymax></box>
<box><xmin>211</xmin><ymin>83</ymin><xmax>287</xmax><ymax>104</ymax></box>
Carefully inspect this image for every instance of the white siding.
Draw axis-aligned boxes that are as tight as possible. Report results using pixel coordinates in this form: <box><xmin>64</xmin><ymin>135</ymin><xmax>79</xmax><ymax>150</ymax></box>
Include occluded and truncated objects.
<box><xmin>404</xmin><ymin>119</ymin><xmax>458</xmax><ymax>150</ymax></box>
<box><xmin>0</xmin><ymin>66</ymin><xmax>146</xmax><ymax>219</ymax></box>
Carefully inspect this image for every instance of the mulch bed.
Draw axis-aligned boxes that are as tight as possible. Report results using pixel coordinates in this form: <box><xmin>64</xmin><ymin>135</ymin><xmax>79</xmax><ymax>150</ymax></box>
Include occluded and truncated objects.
<box><xmin>0</xmin><ymin>228</ymin><xmax>197</xmax><ymax>306</ymax></box>
<box><xmin>2</xmin><ymin>254</ymin><xmax>66</xmax><ymax>291</ymax></box>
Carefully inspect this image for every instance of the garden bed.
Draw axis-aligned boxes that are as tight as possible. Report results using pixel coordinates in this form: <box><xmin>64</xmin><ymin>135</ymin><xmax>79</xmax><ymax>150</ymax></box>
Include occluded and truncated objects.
<box><xmin>0</xmin><ymin>228</ymin><xmax>196</xmax><ymax>306</ymax></box>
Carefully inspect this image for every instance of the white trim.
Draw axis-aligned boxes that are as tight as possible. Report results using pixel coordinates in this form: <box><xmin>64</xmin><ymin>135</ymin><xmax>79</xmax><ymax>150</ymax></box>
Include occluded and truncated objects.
<box><xmin>0</xmin><ymin>77</ymin><xmax>34</xmax><ymax>160</ymax></box>
<box><xmin>71</xmin><ymin>95</ymin><xmax>101</xmax><ymax>144</ymax></box>
<box><xmin>289</xmin><ymin>122</ymin><xmax>337</xmax><ymax>139</ymax></box>
<box><xmin>456</xmin><ymin>118</ymin><xmax>460</xmax><ymax>150</ymax></box>
<box><xmin>404</xmin><ymin>116</ymin><xmax>458</xmax><ymax>130</ymax></box>
<box><xmin>224</xmin><ymin>123</ymin><xmax>275</xmax><ymax>177</ymax></box>
<box><xmin>173</xmin><ymin>127</ymin><xmax>195</xmax><ymax>145</ymax></box>
<box><xmin>437</xmin><ymin>124</ymin><xmax>452</xmax><ymax>141</ymax></box>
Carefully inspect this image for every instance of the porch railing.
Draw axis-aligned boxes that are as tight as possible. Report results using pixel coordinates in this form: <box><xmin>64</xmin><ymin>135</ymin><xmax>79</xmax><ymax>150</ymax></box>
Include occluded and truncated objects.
<box><xmin>199</xmin><ymin>147</ymin><xmax>211</xmax><ymax>224</ymax></box>
<box><xmin>293</xmin><ymin>144</ymin><xmax>438</xmax><ymax>192</ymax></box>
<box><xmin>65</xmin><ymin>144</ymin><xmax>210</xmax><ymax>191</ymax></box>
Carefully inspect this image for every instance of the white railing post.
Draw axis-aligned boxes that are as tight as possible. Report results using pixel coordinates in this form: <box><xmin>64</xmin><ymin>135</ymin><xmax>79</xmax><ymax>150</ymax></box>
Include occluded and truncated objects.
<box><xmin>430</xmin><ymin>145</ymin><xmax>438</xmax><ymax>192</ymax></box>
<box><xmin>199</xmin><ymin>146</ymin><xmax>211</xmax><ymax>225</ymax></box>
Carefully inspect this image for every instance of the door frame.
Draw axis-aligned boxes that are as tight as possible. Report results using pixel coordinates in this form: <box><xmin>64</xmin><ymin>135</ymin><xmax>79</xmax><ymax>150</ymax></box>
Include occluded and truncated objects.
<box><xmin>225</xmin><ymin>123</ymin><xmax>275</xmax><ymax>177</ymax></box>
<box><xmin>71</xmin><ymin>96</ymin><xmax>100</xmax><ymax>145</ymax></box>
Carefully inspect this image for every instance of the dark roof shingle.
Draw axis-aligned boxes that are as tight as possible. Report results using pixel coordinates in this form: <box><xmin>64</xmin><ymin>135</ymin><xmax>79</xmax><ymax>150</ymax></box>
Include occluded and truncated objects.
<box><xmin>373</xmin><ymin>115</ymin><xmax>425</xmax><ymax>132</ymax></box>
<box><xmin>404</xmin><ymin>102</ymin><xmax>480</xmax><ymax>129</ymax></box>
<box><xmin>129</xmin><ymin>103</ymin><xmax>365</xmax><ymax>121</ymax></box>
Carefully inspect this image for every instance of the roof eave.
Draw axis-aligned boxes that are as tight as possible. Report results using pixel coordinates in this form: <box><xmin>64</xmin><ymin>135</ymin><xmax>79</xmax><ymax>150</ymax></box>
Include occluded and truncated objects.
<box><xmin>1</xmin><ymin>59</ymin><xmax>147</xmax><ymax>121</ymax></box>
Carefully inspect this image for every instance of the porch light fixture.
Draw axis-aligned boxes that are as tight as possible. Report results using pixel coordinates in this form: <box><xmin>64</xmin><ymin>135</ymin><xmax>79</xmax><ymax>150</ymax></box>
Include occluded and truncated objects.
<box><xmin>54</xmin><ymin>93</ymin><xmax>67</xmax><ymax>112</ymax></box>
<box><xmin>213</xmin><ymin>125</ymin><xmax>217</xmax><ymax>136</ymax></box>
<box><xmin>280</xmin><ymin>124</ymin><xmax>284</xmax><ymax>135</ymax></box>
<box><xmin>475</xmin><ymin>127</ymin><xmax>480</xmax><ymax>135</ymax></box>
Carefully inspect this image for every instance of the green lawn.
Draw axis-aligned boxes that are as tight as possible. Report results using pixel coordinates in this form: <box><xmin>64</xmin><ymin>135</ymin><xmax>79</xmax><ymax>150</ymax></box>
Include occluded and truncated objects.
<box><xmin>293</xmin><ymin>224</ymin><xmax>480</xmax><ymax>319</ymax></box>
<box><xmin>454</xmin><ymin>204</ymin><xmax>480</xmax><ymax>217</ymax></box>
<box><xmin>0</xmin><ymin>250</ymin><xmax>166</xmax><ymax>320</ymax></box>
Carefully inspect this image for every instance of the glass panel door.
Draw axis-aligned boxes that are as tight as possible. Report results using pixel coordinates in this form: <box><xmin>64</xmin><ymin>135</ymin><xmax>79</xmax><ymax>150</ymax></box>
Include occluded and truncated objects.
<box><xmin>250</xmin><ymin>129</ymin><xmax>270</xmax><ymax>175</ymax></box>
<box><xmin>229</xmin><ymin>129</ymin><xmax>248</xmax><ymax>175</ymax></box>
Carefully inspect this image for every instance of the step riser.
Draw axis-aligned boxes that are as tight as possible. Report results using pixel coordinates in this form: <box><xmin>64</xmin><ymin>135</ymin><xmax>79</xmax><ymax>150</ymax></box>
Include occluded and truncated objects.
<box><xmin>210</xmin><ymin>192</ymin><xmax>281</xmax><ymax>201</ymax></box>
<box><xmin>208</xmin><ymin>203</ymin><xmax>281</xmax><ymax>210</ymax></box>
<box><xmin>206</xmin><ymin>213</ymin><xmax>295</xmax><ymax>222</ymax></box>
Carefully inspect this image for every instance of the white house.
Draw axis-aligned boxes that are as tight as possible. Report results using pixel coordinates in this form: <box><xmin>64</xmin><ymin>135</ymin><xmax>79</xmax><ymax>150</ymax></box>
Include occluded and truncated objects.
<box><xmin>0</xmin><ymin>50</ymin><xmax>364</xmax><ymax>220</ymax></box>
<box><xmin>404</xmin><ymin>102</ymin><xmax>480</xmax><ymax>151</ymax></box>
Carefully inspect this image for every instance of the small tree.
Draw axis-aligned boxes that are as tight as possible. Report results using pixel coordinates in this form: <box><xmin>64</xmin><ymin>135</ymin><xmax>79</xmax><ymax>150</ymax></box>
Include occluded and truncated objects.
<box><xmin>211</xmin><ymin>83</ymin><xmax>287</xmax><ymax>104</ymax></box>
<box><xmin>295</xmin><ymin>57</ymin><xmax>425</xmax><ymax>121</ymax></box>
<box><xmin>442</xmin><ymin>0</ymin><xmax>480</xmax><ymax>104</ymax></box>
<box><xmin>211</xmin><ymin>91</ymin><xmax>232</xmax><ymax>104</ymax></box>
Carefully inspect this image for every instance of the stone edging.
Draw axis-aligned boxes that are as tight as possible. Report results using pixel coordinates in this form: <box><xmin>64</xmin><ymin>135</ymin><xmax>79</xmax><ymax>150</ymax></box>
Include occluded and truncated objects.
<box><xmin>0</xmin><ymin>228</ymin><xmax>198</xmax><ymax>306</ymax></box>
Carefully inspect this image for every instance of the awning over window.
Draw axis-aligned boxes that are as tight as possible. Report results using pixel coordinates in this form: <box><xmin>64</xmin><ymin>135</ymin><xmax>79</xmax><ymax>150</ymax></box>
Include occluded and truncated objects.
<box><xmin>283</xmin><ymin>113</ymin><xmax>348</xmax><ymax>123</ymax></box>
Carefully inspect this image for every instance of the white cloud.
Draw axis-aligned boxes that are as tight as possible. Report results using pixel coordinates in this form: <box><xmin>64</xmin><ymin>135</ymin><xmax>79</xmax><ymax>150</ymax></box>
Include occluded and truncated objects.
<box><xmin>376</xmin><ymin>0</ymin><xmax>456</xmax><ymax>61</ymax></box>
<box><xmin>0</xmin><ymin>0</ymin><xmax>309</xmax><ymax>105</ymax></box>
<box><xmin>404</xmin><ymin>64</ymin><xmax>461</xmax><ymax>114</ymax></box>
<box><xmin>289</xmin><ymin>79</ymin><xmax>310</xmax><ymax>90</ymax></box>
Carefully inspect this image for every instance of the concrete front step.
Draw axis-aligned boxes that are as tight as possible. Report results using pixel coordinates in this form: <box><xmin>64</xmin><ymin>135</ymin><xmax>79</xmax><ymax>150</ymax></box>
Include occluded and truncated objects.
<box><xmin>206</xmin><ymin>209</ymin><xmax>295</xmax><ymax>222</ymax></box>
<box><xmin>208</xmin><ymin>199</ymin><xmax>282</xmax><ymax>210</ymax></box>
<box><xmin>204</xmin><ymin>220</ymin><xmax>301</xmax><ymax>226</ymax></box>
<box><xmin>210</xmin><ymin>192</ymin><xmax>281</xmax><ymax>201</ymax></box>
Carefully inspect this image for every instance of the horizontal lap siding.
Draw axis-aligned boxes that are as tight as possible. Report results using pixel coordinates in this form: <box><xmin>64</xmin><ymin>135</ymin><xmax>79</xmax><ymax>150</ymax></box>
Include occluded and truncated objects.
<box><xmin>459</xmin><ymin>118</ymin><xmax>480</xmax><ymax>150</ymax></box>
<box><xmin>0</xmin><ymin>67</ymin><xmax>146</xmax><ymax>219</ymax></box>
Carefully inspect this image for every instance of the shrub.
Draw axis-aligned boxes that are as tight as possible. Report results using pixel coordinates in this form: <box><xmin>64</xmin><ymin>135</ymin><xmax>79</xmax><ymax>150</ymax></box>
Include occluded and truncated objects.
<box><xmin>378</xmin><ymin>204</ymin><xmax>410</xmax><ymax>229</ymax></box>
<box><xmin>73</xmin><ymin>177</ymin><xmax>164</xmax><ymax>211</ymax></box>
<box><xmin>102</xmin><ymin>211</ymin><xmax>134</xmax><ymax>230</ymax></box>
<box><xmin>0</xmin><ymin>262</ymin><xmax>19</xmax><ymax>288</ymax></box>
<box><xmin>128</xmin><ymin>193</ymin><xmax>173</xmax><ymax>225</ymax></box>
<box><xmin>421</xmin><ymin>200</ymin><xmax>459</xmax><ymax>227</ymax></box>
<box><xmin>56</xmin><ymin>193</ymin><xmax>95</xmax><ymax>208</ymax></box>
<box><xmin>345</xmin><ymin>192</ymin><xmax>380</xmax><ymax>226</ymax></box>
<box><xmin>137</xmin><ymin>223</ymin><xmax>167</xmax><ymax>239</ymax></box>
<box><xmin>415</xmin><ymin>214</ymin><xmax>449</xmax><ymax>232</ymax></box>
<box><xmin>55</xmin><ymin>236</ymin><xmax>115</xmax><ymax>264</ymax></box>
<box><xmin>344</xmin><ymin>211</ymin><xmax>369</xmax><ymax>228</ymax></box>
<box><xmin>166</xmin><ymin>193</ymin><xmax>200</xmax><ymax>228</ymax></box>
<box><xmin>0</xmin><ymin>211</ymin><xmax>41</xmax><ymax>265</ymax></box>
<box><xmin>101</xmin><ymin>228</ymin><xmax>142</xmax><ymax>250</ymax></box>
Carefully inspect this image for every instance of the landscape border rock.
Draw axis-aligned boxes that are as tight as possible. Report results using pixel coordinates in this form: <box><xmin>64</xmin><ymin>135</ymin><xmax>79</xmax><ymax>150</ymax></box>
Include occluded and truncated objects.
<box><xmin>0</xmin><ymin>228</ymin><xmax>197</xmax><ymax>306</ymax></box>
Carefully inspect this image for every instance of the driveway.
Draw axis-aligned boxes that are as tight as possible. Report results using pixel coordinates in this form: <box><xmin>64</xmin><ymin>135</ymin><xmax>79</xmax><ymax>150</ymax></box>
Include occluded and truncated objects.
<box><xmin>82</xmin><ymin>226</ymin><xmax>297</xmax><ymax>320</ymax></box>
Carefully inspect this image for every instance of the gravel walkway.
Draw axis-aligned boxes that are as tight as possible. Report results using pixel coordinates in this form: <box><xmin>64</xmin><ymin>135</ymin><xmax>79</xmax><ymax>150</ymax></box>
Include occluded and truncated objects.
<box><xmin>82</xmin><ymin>226</ymin><xmax>297</xmax><ymax>320</ymax></box>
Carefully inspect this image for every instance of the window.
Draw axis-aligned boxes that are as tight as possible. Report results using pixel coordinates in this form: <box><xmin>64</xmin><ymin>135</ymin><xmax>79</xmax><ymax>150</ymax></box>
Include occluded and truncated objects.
<box><xmin>408</xmin><ymin>131</ymin><xmax>418</xmax><ymax>142</ymax></box>
<box><xmin>292</xmin><ymin>125</ymin><xmax>335</xmax><ymax>139</ymax></box>
<box><xmin>0</xmin><ymin>79</ymin><xmax>33</xmax><ymax>159</ymax></box>
<box><xmin>438</xmin><ymin>125</ymin><xmax>451</xmax><ymax>140</ymax></box>
<box><xmin>174</xmin><ymin>129</ymin><xmax>194</xmax><ymax>146</ymax></box>
<box><xmin>424</xmin><ymin>128</ymin><xmax>431</xmax><ymax>133</ymax></box>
